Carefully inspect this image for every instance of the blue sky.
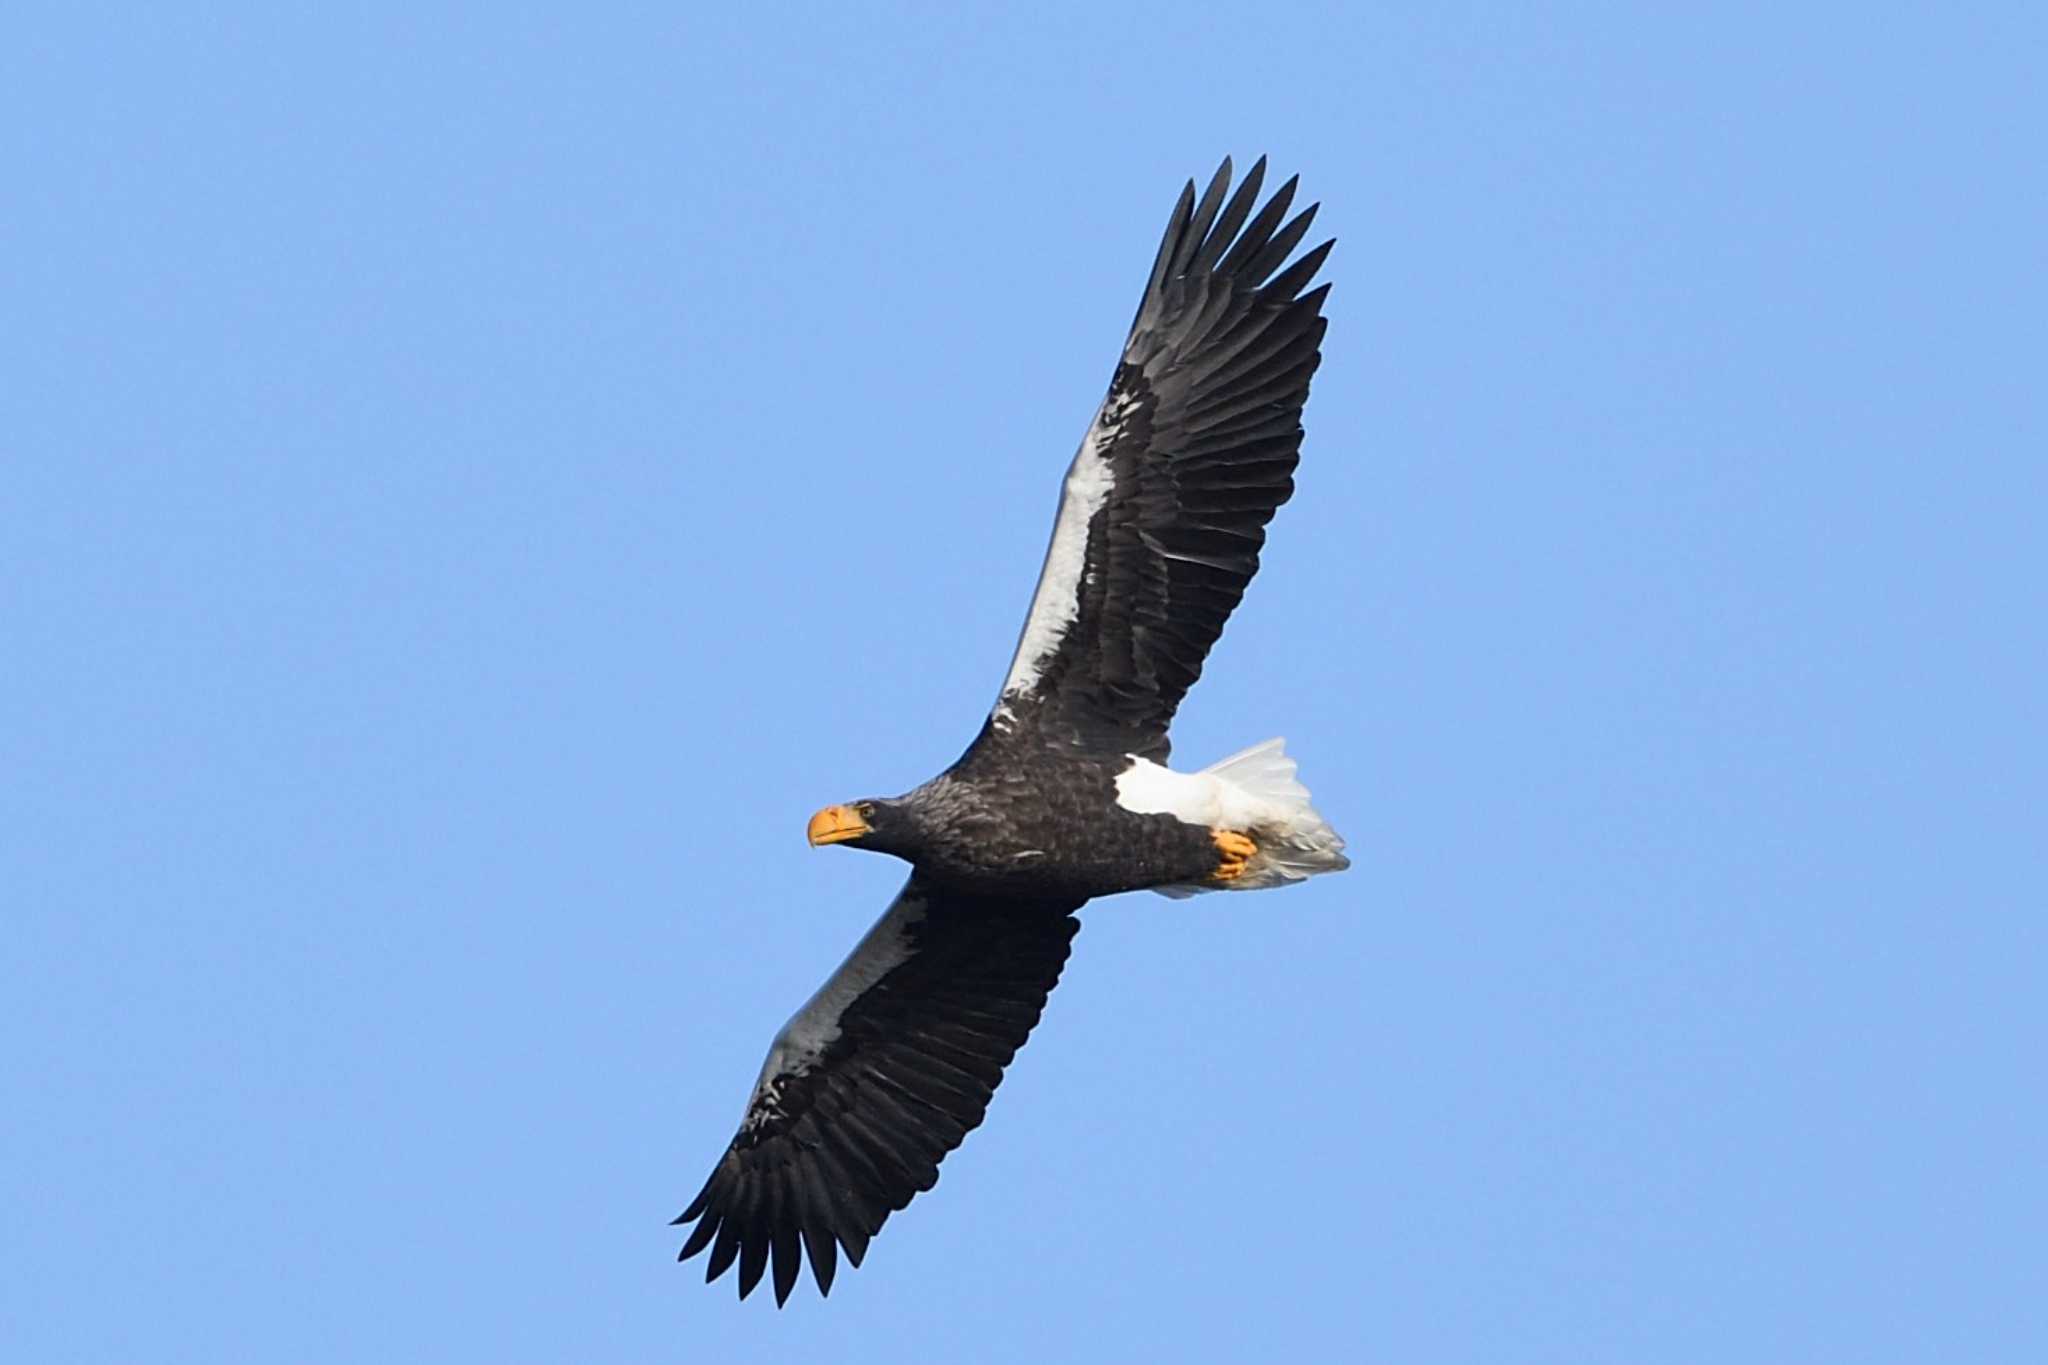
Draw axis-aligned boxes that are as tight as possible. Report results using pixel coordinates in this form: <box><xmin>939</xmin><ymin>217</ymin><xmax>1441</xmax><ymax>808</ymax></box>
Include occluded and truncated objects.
<box><xmin>5</xmin><ymin>4</ymin><xmax>2043</xmax><ymax>1361</ymax></box>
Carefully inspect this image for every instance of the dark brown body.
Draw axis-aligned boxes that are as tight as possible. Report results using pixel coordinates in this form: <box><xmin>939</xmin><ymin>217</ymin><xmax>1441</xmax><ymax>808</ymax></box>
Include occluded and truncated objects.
<box><xmin>895</xmin><ymin>737</ymin><xmax>1219</xmax><ymax>901</ymax></box>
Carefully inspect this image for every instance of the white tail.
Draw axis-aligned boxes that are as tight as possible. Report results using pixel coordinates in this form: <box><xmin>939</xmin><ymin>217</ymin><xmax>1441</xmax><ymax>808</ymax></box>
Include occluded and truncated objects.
<box><xmin>1145</xmin><ymin>738</ymin><xmax>1350</xmax><ymax>898</ymax></box>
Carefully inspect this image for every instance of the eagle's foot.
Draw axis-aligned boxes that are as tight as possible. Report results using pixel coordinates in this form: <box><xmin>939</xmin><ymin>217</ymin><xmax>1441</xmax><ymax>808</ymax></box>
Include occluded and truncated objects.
<box><xmin>1211</xmin><ymin>830</ymin><xmax>1258</xmax><ymax>881</ymax></box>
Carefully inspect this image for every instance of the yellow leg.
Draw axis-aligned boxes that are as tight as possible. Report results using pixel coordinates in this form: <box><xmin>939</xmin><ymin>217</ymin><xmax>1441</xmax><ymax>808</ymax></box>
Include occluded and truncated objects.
<box><xmin>1212</xmin><ymin>830</ymin><xmax>1258</xmax><ymax>881</ymax></box>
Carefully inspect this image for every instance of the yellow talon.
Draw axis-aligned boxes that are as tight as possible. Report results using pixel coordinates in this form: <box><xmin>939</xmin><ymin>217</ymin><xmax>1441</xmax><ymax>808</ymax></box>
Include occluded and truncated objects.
<box><xmin>1212</xmin><ymin>830</ymin><xmax>1257</xmax><ymax>881</ymax></box>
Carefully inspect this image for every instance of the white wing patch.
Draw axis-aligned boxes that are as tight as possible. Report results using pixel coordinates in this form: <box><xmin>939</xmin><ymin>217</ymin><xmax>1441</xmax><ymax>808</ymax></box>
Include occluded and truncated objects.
<box><xmin>992</xmin><ymin>389</ymin><xmax>1139</xmax><ymax>721</ymax></box>
<box><xmin>740</xmin><ymin>884</ymin><xmax>927</xmax><ymax>1131</ymax></box>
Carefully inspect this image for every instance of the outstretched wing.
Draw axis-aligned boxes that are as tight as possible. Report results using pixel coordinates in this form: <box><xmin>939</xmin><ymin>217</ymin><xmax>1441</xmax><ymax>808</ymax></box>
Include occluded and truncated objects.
<box><xmin>675</xmin><ymin>880</ymin><xmax>1083</xmax><ymax>1305</ymax></box>
<box><xmin>988</xmin><ymin>157</ymin><xmax>1333</xmax><ymax>761</ymax></box>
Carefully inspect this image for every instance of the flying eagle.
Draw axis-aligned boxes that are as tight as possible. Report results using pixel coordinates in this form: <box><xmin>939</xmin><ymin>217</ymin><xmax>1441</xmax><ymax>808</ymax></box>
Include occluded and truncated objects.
<box><xmin>675</xmin><ymin>158</ymin><xmax>1348</xmax><ymax>1305</ymax></box>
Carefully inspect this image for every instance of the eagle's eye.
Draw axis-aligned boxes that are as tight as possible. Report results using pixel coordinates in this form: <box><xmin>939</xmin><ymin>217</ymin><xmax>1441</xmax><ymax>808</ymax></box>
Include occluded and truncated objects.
<box><xmin>857</xmin><ymin>801</ymin><xmax>877</xmax><ymax>819</ymax></box>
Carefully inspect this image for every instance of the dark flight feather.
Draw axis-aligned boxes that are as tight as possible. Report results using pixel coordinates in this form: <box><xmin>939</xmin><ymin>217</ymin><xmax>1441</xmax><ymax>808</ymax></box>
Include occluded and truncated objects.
<box><xmin>676</xmin><ymin>884</ymin><xmax>1081</xmax><ymax>1304</ymax></box>
<box><xmin>987</xmin><ymin>156</ymin><xmax>1334</xmax><ymax>759</ymax></box>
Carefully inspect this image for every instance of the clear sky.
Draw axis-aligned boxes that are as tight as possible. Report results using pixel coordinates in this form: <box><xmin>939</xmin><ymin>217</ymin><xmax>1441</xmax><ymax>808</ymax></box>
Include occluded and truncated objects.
<box><xmin>5</xmin><ymin>5</ymin><xmax>2043</xmax><ymax>1361</ymax></box>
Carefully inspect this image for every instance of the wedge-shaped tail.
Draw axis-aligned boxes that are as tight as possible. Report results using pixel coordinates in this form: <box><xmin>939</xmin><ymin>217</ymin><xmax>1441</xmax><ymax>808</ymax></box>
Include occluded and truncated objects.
<box><xmin>1117</xmin><ymin>737</ymin><xmax>1350</xmax><ymax>898</ymax></box>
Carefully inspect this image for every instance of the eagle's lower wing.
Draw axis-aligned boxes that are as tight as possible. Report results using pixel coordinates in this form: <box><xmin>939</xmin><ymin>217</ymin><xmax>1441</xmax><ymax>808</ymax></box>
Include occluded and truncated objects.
<box><xmin>988</xmin><ymin>157</ymin><xmax>1332</xmax><ymax>760</ymax></box>
<box><xmin>675</xmin><ymin>879</ymin><xmax>1083</xmax><ymax>1305</ymax></box>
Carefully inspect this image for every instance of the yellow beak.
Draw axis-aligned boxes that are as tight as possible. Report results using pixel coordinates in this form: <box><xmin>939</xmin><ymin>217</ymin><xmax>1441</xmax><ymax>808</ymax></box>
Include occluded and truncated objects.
<box><xmin>807</xmin><ymin>804</ymin><xmax>871</xmax><ymax>847</ymax></box>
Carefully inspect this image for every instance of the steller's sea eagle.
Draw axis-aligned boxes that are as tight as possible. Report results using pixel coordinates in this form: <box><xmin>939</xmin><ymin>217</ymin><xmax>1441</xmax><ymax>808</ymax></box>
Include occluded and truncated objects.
<box><xmin>675</xmin><ymin>158</ymin><xmax>1348</xmax><ymax>1305</ymax></box>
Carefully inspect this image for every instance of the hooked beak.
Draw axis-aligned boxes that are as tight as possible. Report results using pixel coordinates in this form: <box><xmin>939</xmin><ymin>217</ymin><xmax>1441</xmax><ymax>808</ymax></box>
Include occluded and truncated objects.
<box><xmin>807</xmin><ymin>804</ymin><xmax>870</xmax><ymax>847</ymax></box>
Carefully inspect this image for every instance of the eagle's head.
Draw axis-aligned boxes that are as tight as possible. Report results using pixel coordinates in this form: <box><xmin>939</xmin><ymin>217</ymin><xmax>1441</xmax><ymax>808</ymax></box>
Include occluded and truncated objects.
<box><xmin>805</xmin><ymin>797</ymin><xmax>918</xmax><ymax>859</ymax></box>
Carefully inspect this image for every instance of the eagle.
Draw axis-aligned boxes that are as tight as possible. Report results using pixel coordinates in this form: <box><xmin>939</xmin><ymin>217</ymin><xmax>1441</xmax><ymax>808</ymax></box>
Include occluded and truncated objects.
<box><xmin>675</xmin><ymin>158</ymin><xmax>1348</xmax><ymax>1305</ymax></box>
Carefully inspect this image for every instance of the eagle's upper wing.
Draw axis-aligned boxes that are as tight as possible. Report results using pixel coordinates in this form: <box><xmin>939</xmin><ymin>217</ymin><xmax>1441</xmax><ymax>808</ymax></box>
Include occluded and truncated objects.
<box><xmin>987</xmin><ymin>157</ymin><xmax>1333</xmax><ymax>761</ymax></box>
<box><xmin>675</xmin><ymin>879</ymin><xmax>1083</xmax><ymax>1305</ymax></box>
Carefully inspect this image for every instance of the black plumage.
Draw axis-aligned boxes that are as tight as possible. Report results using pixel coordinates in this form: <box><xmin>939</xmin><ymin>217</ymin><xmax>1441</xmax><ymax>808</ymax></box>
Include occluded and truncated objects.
<box><xmin>675</xmin><ymin>158</ymin><xmax>1345</xmax><ymax>1305</ymax></box>
<box><xmin>677</xmin><ymin>886</ymin><xmax>1079</xmax><ymax>1304</ymax></box>
<box><xmin>1004</xmin><ymin>159</ymin><xmax>1330</xmax><ymax>759</ymax></box>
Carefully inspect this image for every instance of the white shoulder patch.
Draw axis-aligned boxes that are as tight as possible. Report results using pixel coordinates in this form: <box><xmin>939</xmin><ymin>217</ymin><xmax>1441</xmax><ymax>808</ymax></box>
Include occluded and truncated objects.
<box><xmin>741</xmin><ymin>883</ymin><xmax>927</xmax><ymax>1129</ymax></box>
<box><xmin>992</xmin><ymin>389</ymin><xmax>1139</xmax><ymax>719</ymax></box>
